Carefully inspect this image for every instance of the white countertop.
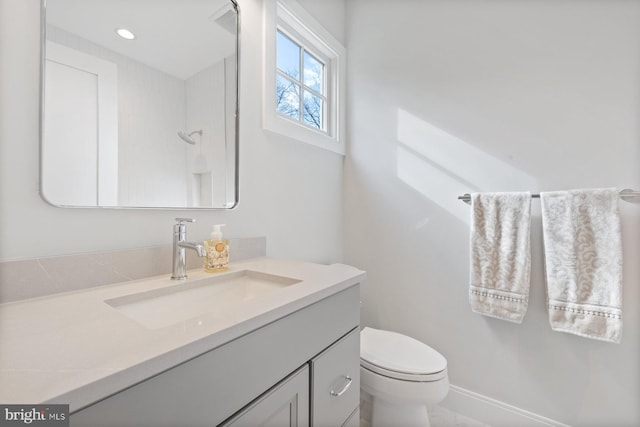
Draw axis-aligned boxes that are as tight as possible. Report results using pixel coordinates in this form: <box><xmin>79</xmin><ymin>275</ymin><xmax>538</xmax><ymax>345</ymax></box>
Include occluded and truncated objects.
<box><xmin>0</xmin><ymin>257</ymin><xmax>365</xmax><ymax>412</ymax></box>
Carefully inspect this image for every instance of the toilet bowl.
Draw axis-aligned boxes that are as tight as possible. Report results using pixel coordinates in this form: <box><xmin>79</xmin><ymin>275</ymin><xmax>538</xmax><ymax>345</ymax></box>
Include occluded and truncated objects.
<box><xmin>360</xmin><ymin>327</ymin><xmax>449</xmax><ymax>427</ymax></box>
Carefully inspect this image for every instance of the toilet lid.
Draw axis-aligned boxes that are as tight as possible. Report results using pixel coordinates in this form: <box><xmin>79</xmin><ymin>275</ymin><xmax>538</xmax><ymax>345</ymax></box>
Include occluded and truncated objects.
<box><xmin>360</xmin><ymin>327</ymin><xmax>447</xmax><ymax>376</ymax></box>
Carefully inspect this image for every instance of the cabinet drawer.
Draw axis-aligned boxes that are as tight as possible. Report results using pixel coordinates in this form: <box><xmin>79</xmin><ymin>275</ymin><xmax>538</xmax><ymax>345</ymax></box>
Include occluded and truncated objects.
<box><xmin>311</xmin><ymin>327</ymin><xmax>360</xmax><ymax>426</ymax></box>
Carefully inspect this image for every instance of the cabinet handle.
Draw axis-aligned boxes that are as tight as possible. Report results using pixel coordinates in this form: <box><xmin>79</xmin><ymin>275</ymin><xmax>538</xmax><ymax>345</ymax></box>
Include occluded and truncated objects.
<box><xmin>330</xmin><ymin>376</ymin><xmax>352</xmax><ymax>397</ymax></box>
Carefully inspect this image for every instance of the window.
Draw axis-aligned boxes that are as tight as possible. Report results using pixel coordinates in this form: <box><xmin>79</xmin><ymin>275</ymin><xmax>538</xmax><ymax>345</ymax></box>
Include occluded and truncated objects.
<box><xmin>263</xmin><ymin>0</ymin><xmax>346</xmax><ymax>154</ymax></box>
<box><xmin>276</xmin><ymin>30</ymin><xmax>325</xmax><ymax>131</ymax></box>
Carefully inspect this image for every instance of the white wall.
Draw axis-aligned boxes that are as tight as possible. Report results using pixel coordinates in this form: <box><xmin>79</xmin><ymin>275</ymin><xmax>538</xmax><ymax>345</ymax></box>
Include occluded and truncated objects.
<box><xmin>185</xmin><ymin>59</ymin><xmax>227</xmax><ymax>207</ymax></box>
<box><xmin>344</xmin><ymin>1</ymin><xmax>640</xmax><ymax>426</ymax></box>
<box><xmin>0</xmin><ymin>0</ymin><xmax>344</xmax><ymax>264</ymax></box>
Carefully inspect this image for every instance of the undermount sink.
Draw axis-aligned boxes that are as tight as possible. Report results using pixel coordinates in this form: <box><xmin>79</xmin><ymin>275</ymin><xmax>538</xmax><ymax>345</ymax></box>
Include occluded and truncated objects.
<box><xmin>105</xmin><ymin>270</ymin><xmax>302</xmax><ymax>329</ymax></box>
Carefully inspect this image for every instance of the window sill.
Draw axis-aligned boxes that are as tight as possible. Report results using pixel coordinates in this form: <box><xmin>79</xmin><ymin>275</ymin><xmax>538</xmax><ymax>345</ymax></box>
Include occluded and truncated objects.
<box><xmin>263</xmin><ymin>112</ymin><xmax>344</xmax><ymax>155</ymax></box>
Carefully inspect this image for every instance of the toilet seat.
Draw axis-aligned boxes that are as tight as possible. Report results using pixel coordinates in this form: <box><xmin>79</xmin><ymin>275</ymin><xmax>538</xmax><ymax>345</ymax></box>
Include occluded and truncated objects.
<box><xmin>361</xmin><ymin>359</ymin><xmax>447</xmax><ymax>382</ymax></box>
<box><xmin>360</xmin><ymin>327</ymin><xmax>447</xmax><ymax>382</ymax></box>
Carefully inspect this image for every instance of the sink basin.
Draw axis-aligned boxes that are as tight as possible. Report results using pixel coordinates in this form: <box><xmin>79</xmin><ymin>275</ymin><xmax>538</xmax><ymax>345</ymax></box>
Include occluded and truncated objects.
<box><xmin>105</xmin><ymin>270</ymin><xmax>301</xmax><ymax>329</ymax></box>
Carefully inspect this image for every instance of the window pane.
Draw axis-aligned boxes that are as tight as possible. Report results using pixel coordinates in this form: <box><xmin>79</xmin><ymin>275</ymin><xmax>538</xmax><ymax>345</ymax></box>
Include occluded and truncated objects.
<box><xmin>277</xmin><ymin>30</ymin><xmax>300</xmax><ymax>80</ymax></box>
<box><xmin>276</xmin><ymin>74</ymin><xmax>300</xmax><ymax>120</ymax></box>
<box><xmin>303</xmin><ymin>51</ymin><xmax>323</xmax><ymax>93</ymax></box>
<box><xmin>303</xmin><ymin>90</ymin><xmax>323</xmax><ymax>129</ymax></box>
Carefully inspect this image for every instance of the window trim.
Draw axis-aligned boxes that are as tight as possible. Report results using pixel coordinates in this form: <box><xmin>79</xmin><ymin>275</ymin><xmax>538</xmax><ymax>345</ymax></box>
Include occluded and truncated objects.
<box><xmin>263</xmin><ymin>0</ymin><xmax>346</xmax><ymax>155</ymax></box>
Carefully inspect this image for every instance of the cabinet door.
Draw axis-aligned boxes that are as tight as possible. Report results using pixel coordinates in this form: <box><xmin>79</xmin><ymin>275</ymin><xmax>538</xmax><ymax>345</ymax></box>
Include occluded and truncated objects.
<box><xmin>221</xmin><ymin>365</ymin><xmax>309</xmax><ymax>427</ymax></box>
<box><xmin>341</xmin><ymin>408</ymin><xmax>360</xmax><ymax>427</ymax></box>
<box><xmin>311</xmin><ymin>327</ymin><xmax>360</xmax><ymax>426</ymax></box>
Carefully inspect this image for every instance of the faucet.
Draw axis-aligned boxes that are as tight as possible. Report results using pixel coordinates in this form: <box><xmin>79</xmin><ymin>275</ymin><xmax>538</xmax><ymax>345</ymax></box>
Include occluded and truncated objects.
<box><xmin>172</xmin><ymin>218</ymin><xmax>206</xmax><ymax>280</ymax></box>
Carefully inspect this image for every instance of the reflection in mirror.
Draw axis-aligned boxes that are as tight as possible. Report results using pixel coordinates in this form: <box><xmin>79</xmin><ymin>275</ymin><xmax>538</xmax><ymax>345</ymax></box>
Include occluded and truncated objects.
<box><xmin>41</xmin><ymin>0</ymin><xmax>239</xmax><ymax>209</ymax></box>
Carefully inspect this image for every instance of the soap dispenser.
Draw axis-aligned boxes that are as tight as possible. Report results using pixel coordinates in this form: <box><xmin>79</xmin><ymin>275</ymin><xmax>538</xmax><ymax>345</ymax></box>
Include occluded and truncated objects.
<box><xmin>204</xmin><ymin>224</ymin><xmax>229</xmax><ymax>272</ymax></box>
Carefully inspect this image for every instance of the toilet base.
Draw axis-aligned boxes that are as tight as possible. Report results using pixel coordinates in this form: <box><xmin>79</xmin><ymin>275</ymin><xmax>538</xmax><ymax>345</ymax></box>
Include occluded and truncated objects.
<box><xmin>361</xmin><ymin>391</ymin><xmax>431</xmax><ymax>427</ymax></box>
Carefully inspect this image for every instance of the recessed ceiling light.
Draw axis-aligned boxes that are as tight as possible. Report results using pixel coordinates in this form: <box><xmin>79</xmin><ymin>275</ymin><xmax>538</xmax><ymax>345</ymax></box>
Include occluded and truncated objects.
<box><xmin>116</xmin><ymin>28</ymin><xmax>136</xmax><ymax>40</ymax></box>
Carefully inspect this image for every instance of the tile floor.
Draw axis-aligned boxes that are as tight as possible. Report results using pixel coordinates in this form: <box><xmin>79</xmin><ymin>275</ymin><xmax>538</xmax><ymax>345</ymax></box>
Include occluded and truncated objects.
<box><xmin>360</xmin><ymin>404</ymin><xmax>490</xmax><ymax>427</ymax></box>
<box><xmin>427</xmin><ymin>404</ymin><xmax>491</xmax><ymax>427</ymax></box>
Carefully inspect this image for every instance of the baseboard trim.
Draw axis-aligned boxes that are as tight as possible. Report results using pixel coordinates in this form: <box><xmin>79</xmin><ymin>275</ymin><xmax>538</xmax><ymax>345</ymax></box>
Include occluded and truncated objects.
<box><xmin>440</xmin><ymin>384</ymin><xmax>571</xmax><ymax>427</ymax></box>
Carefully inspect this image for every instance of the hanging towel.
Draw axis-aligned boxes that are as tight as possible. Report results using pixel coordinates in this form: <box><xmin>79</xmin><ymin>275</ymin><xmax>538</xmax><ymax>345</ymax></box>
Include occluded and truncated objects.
<box><xmin>540</xmin><ymin>188</ymin><xmax>623</xmax><ymax>343</ymax></box>
<box><xmin>469</xmin><ymin>192</ymin><xmax>532</xmax><ymax>323</ymax></box>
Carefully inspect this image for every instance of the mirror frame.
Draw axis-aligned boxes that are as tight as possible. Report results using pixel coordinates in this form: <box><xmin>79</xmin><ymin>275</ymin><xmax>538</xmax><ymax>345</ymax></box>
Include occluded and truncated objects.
<box><xmin>39</xmin><ymin>0</ymin><xmax>240</xmax><ymax>210</ymax></box>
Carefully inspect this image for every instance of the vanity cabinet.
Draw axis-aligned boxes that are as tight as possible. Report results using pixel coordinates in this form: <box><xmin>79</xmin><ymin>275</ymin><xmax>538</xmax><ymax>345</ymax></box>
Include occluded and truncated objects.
<box><xmin>70</xmin><ymin>285</ymin><xmax>360</xmax><ymax>427</ymax></box>
<box><xmin>220</xmin><ymin>365</ymin><xmax>309</xmax><ymax>427</ymax></box>
<box><xmin>221</xmin><ymin>365</ymin><xmax>310</xmax><ymax>427</ymax></box>
<box><xmin>221</xmin><ymin>327</ymin><xmax>360</xmax><ymax>427</ymax></box>
<box><xmin>311</xmin><ymin>327</ymin><xmax>360</xmax><ymax>426</ymax></box>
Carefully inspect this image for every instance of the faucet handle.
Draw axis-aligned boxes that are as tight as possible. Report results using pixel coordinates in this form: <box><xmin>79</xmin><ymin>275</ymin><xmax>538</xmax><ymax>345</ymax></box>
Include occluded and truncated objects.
<box><xmin>174</xmin><ymin>218</ymin><xmax>195</xmax><ymax>234</ymax></box>
<box><xmin>175</xmin><ymin>217</ymin><xmax>195</xmax><ymax>224</ymax></box>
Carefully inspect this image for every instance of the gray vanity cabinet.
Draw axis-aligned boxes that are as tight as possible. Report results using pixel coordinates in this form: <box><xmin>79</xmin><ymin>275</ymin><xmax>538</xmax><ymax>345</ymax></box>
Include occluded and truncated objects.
<box><xmin>69</xmin><ymin>285</ymin><xmax>360</xmax><ymax>427</ymax></box>
<box><xmin>221</xmin><ymin>327</ymin><xmax>360</xmax><ymax>427</ymax></box>
<box><xmin>220</xmin><ymin>328</ymin><xmax>360</xmax><ymax>427</ymax></box>
<box><xmin>221</xmin><ymin>365</ymin><xmax>310</xmax><ymax>427</ymax></box>
<box><xmin>311</xmin><ymin>327</ymin><xmax>360</xmax><ymax>426</ymax></box>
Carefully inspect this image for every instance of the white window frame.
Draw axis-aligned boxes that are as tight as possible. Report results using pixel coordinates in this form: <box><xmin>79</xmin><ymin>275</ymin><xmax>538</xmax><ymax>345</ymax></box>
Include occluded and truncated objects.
<box><xmin>263</xmin><ymin>0</ymin><xmax>346</xmax><ymax>155</ymax></box>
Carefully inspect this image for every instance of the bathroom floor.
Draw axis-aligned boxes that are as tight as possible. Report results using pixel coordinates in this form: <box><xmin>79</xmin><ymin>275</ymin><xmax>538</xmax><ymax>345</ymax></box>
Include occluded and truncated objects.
<box><xmin>360</xmin><ymin>405</ymin><xmax>491</xmax><ymax>427</ymax></box>
<box><xmin>427</xmin><ymin>405</ymin><xmax>491</xmax><ymax>427</ymax></box>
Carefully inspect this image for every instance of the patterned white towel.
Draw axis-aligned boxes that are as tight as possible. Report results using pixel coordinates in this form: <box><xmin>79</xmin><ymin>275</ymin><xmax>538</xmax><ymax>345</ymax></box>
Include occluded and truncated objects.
<box><xmin>540</xmin><ymin>188</ymin><xmax>623</xmax><ymax>343</ymax></box>
<box><xmin>469</xmin><ymin>192</ymin><xmax>532</xmax><ymax>323</ymax></box>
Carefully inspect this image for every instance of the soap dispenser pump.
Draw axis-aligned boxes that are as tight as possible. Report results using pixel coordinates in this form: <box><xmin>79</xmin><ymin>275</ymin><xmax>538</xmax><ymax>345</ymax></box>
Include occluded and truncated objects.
<box><xmin>204</xmin><ymin>224</ymin><xmax>229</xmax><ymax>272</ymax></box>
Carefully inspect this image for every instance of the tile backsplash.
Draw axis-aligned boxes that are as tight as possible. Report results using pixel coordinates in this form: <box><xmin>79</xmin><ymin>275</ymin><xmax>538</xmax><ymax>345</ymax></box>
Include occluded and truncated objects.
<box><xmin>0</xmin><ymin>237</ymin><xmax>266</xmax><ymax>303</ymax></box>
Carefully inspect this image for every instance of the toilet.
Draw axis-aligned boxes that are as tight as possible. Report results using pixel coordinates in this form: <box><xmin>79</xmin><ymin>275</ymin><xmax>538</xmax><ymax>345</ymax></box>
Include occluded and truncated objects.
<box><xmin>360</xmin><ymin>327</ymin><xmax>449</xmax><ymax>427</ymax></box>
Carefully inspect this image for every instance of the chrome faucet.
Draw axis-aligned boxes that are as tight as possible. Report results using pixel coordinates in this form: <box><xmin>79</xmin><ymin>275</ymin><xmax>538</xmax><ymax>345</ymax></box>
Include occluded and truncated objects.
<box><xmin>172</xmin><ymin>218</ymin><xmax>206</xmax><ymax>280</ymax></box>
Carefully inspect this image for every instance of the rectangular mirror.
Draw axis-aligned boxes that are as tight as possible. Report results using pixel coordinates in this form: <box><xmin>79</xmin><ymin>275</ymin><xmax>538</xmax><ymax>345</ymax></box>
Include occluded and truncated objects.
<box><xmin>40</xmin><ymin>0</ymin><xmax>239</xmax><ymax>209</ymax></box>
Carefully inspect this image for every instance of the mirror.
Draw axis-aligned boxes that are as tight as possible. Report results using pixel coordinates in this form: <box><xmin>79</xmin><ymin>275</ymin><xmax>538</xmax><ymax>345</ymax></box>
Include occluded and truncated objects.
<box><xmin>40</xmin><ymin>0</ymin><xmax>239</xmax><ymax>209</ymax></box>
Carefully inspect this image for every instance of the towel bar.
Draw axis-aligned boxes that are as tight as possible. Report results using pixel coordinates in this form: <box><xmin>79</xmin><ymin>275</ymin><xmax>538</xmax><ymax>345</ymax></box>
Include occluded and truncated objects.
<box><xmin>457</xmin><ymin>189</ymin><xmax>640</xmax><ymax>205</ymax></box>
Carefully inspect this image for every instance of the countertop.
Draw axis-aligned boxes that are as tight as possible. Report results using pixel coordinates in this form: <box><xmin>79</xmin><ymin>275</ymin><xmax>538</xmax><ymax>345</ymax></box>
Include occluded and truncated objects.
<box><xmin>0</xmin><ymin>257</ymin><xmax>365</xmax><ymax>412</ymax></box>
